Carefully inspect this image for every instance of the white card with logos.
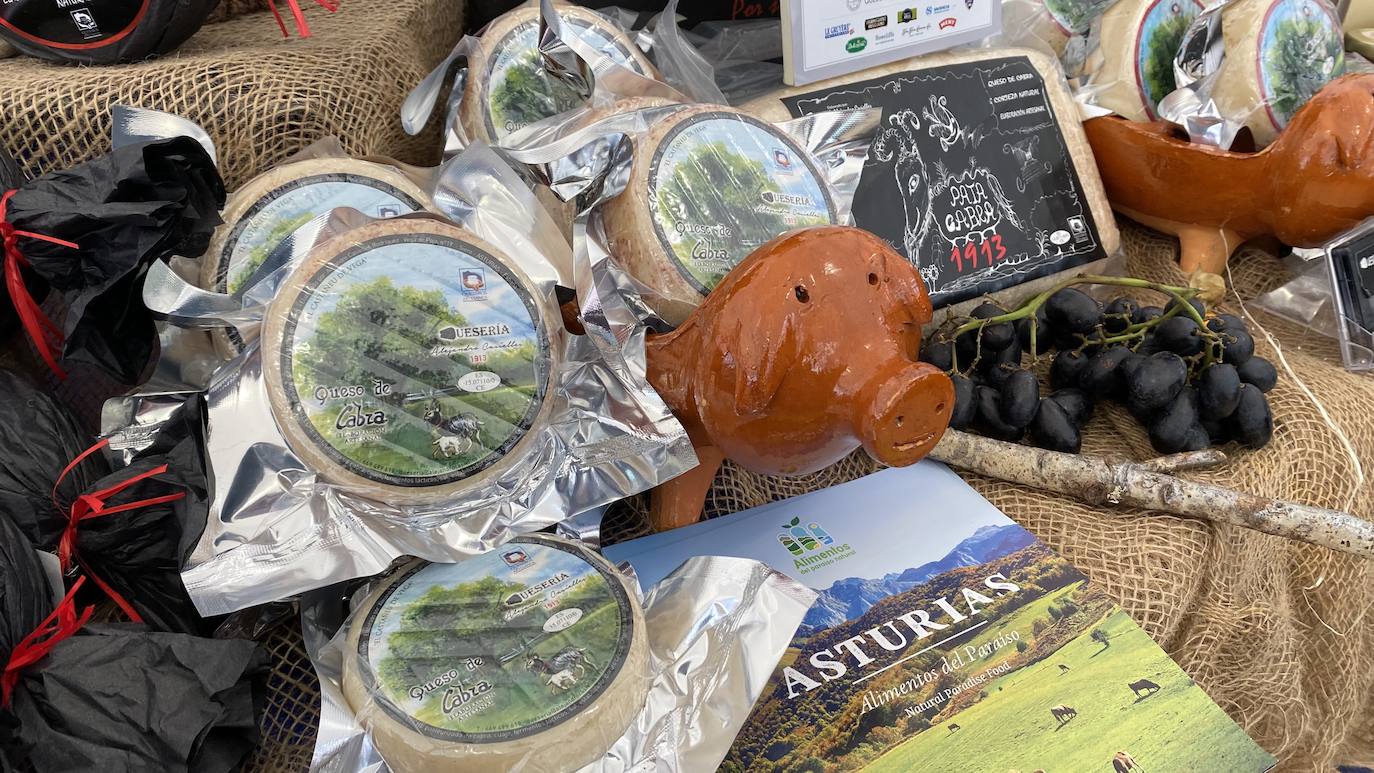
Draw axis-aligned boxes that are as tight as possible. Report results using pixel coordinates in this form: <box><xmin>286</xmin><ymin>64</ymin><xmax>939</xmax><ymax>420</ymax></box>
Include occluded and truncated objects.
<box><xmin>781</xmin><ymin>0</ymin><xmax>1001</xmax><ymax>85</ymax></box>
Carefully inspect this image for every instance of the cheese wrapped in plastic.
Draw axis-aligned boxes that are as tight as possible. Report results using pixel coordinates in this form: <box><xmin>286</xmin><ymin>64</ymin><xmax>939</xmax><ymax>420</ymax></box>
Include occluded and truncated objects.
<box><xmin>144</xmin><ymin>146</ymin><xmax>695</xmax><ymax>615</ymax></box>
<box><xmin>306</xmin><ymin>537</ymin><xmax>817</xmax><ymax>773</ymax></box>
<box><xmin>1080</xmin><ymin>0</ymin><xmax>1206</xmax><ymax>121</ymax></box>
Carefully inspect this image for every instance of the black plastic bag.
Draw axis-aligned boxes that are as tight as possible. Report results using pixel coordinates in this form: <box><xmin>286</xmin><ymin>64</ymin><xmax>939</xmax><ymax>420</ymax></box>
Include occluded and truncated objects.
<box><xmin>0</xmin><ymin>368</ymin><xmax>105</xmax><ymax>551</ymax></box>
<box><xmin>4</xmin><ymin>137</ymin><xmax>224</xmax><ymax>383</ymax></box>
<box><xmin>0</xmin><ymin>0</ymin><xmax>221</xmax><ymax>65</ymax></box>
<box><xmin>70</xmin><ymin>395</ymin><xmax>213</xmax><ymax>635</ymax></box>
<box><xmin>4</xmin><ymin>624</ymin><xmax>263</xmax><ymax>772</ymax></box>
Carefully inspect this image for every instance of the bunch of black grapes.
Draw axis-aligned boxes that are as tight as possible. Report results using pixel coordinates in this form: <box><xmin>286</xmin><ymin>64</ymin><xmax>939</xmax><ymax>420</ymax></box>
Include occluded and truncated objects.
<box><xmin>921</xmin><ymin>288</ymin><xmax>1278</xmax><ymax>454</ymax></box>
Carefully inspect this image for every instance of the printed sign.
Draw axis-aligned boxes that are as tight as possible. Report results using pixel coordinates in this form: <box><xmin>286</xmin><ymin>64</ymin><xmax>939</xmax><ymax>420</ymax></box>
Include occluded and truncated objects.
<box><xmin>782</xmin><ymin>56</ymin><xmax>1105</xmax><ymax>308</ymax></box>
<box><xmin>605</xmin><ymin>464</ymin><xmax>1277</xmax><ymax>773</ymax></box>
<box><xmin>781</xmin><ymin>0</ymin><xmax>1000</xmax><ymax>85</ymax></box>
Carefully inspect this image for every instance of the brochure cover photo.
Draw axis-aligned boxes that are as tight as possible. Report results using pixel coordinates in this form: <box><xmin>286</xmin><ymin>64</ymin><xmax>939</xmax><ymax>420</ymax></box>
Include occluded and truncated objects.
<box><xmin>604</xmin><ymin>464</ymin><xmax>1276</xmax><ymax>773</ymax></box>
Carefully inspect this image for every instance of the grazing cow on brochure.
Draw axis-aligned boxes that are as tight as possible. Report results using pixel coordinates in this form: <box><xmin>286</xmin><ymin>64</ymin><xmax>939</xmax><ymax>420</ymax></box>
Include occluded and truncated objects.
<box><xmin>1058</xmin><ymin>664</ymin><xmax>1071</xmax><ymax>675</ymax></box>
<box><xmin>1113</xmin><ymin>750</ymin><xmax>1143</xmax><ymax>772</ymax></box>
<box><xmin>1050</xmin><ymin>704</ymin><xmax>1077</xmax><ymax>725</ymax></box>
<box><xmin>1128</xmin><ymin>678</ymin><xmax>1161</xmax><ymax>697</ymax></box>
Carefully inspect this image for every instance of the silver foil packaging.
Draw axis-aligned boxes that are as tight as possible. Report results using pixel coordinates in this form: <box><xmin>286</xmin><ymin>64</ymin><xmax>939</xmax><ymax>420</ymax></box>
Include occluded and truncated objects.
<box><xmin>302</xmin><ymin>538</ymin><xmax>816</xmax><ymax>773</ymax></box>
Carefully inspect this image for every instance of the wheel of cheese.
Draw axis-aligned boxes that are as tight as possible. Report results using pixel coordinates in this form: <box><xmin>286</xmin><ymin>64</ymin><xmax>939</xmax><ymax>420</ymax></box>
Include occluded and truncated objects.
<box><xmin>1009</xmin><ymin>0</ymin><xmax>1116</xmax><ymax>56</ymax></box>
<box><xmin>1082</xmin><ymin>0</ymin><xmax>1205</xmax><ymax>121</ymax></box>
<box><xmin>203</xmin><ymin>158</ymin><xmax>431</xmax><ymax>356</ymax></box>
<box><xmin>342</xmin><ymin>535</ymin><xmax>649</xmax><ymax>773</ymax></box>
<box><xmin>602</xmin><ymin>104</ymin><xmax>839</xmax><ymax>324</ymax></box>
<box><xmin>1210</xmin><ymin>0</ymin><xmax>1344</xmax><ymax>146</ymax></box>
<box><xmin>462</xmin><ymin>1</ymin><xmax>657</xmax><ymax>145</ymax></box>
<box><xmin>260</xmin><ymin>218</ymin><xmax>558</xmax><ymax>505</ymax></box>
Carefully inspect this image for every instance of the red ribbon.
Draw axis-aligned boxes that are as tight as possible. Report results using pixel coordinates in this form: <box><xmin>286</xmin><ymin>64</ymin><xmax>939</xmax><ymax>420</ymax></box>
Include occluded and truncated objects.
<box><xmin>0</xmin><ymin>189</ymin><xmax>78</xmax><ymax>381</ymax></box>
<box><xmin>1</xmin><ymin>576</ymin><xmax>95</xmax><ymax>707</ymax></box>
<box><xmin>51</xmin><ymin>438</ymin><xmax>187</xmax><ymax>624</ymax></box>
<box><xmin>267</xmin><ymin>0</ymin><xmax>338</xmax><ymax>38</ymax></box>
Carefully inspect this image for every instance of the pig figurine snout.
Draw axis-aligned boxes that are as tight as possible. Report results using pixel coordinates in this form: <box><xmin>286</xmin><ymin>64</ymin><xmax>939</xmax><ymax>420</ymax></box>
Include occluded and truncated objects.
<box><xmin>855</xmin><ymin>361</ymin><xmax>955</xmax><ymax>468</ymax></box>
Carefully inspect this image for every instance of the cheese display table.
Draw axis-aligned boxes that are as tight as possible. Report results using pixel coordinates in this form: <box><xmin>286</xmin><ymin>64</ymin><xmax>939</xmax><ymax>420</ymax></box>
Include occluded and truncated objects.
<box><xmin>237</xmin><ymin>221</ymin><xmax>1374</xmax><ymax>772</ymax></box>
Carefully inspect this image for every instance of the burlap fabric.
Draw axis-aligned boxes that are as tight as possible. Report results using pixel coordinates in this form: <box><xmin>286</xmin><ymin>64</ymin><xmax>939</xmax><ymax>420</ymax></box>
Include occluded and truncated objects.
<box><xmin>236</xmin><ymin>222</ymin><xmax>1372</xmax><ymax>771</ymax></box>
<box><xmin>0</xmin><ymin>0</ymin><xmax>460</xmax><ymax>189</ymax></box>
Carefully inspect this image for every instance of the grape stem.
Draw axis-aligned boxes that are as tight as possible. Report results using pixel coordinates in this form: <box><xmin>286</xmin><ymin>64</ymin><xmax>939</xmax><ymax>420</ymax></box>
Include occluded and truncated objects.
<box><xmin>946</xmin><ymin>274</ymin><xmax>1223</xmax><ymax>368</ymax></box>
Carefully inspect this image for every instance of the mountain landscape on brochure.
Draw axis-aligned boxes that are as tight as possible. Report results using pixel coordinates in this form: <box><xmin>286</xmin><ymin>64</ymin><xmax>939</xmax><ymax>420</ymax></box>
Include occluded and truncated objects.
<box><xmin>801</xmin><ymin>524</ymin><xmax>1037</xmax><ymax>633</ymax></box>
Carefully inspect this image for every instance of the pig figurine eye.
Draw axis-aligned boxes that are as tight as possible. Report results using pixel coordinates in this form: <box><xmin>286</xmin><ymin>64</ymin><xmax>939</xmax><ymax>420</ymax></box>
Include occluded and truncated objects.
<box><xmin>794</xmin><ymin>285</ymin><xmax>810</xmax><ymax>303</ymax></box>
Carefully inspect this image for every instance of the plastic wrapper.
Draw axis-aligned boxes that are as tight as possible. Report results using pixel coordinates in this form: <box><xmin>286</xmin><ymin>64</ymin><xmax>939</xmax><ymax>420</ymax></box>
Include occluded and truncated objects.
<box><xmin>143</xmin><ymin>145</ymin><xmax>695</xmax><ymax>616</ymax></box>
<box><xmin>502</xmin><ymin>72</ymin><xmax>878</xmax><ymax>324</ymax></box>
<box><xmin>1158</xmin><ymin>0</ymin><xmax>1344</xmax><ymax>148</ymax></box>
<box><xmin>2</xmin><ymin>135</ymin><xmax>224</xmax><ymax>383</ymax></box>
<box><xmin>0</xmin><ymin>368</ymin><xmax>105</xmax><ymax>550</ymax></box>
<box><xmin>0</xmin><ymin>0</ymin><xmax>218</xmax><ymax>64</ymax></box>
<box><xmin>402</xmin><ymin>0</ymin><xmax>666</xmax><ymax>158</ymax></box>
<box><xmin>995</xmin><ymin>0</ymin><xmax>1120</xmax><ymax>58</ymax></box>
<box><xmin>1070</xmin><ymin>0</ymin><xmax>1206</xmax><ymax>122</ymax></box>
<box><xmin>304</xmin><ymin>533</ymin><xmax>816</xmax><ymax>773</ymax></box>
<box><xmin>71</xmin><ymin>394</ymin><xmax>214</xmax><ymax>635</ymax></box>
<box><xmin>0</xmin><ymin>505</ymin><xmax>263</xmax><ymax>772</ymax></box>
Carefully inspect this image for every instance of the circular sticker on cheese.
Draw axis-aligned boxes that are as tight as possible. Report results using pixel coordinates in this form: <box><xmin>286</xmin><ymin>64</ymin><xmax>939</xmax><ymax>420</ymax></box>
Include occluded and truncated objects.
<box><xmin>1131</xmin><ymin>0</ymin><xmax>1203</xmax><ymax>119</ymax></box>
<box><xmin>357</xmin><ymin>537</ymin><xmax>637</xmax><ymax>741</ymax></box>
<box><xmin>217</xmin><ymin>174</ymin><xmax>424</xmax><ymax>296</ymax></box>
<box><xmin>645</xmin><ymin>113</ymin><xmax>837</xmax><ymax>295</ymax></box>
<box><xmin>484</xmin><ymin>17</ymin><xmax>647</xmax><ymax>140</ymax></box>
<box><xmin>276</xmin><ymin>231</ymin><xmax>551</xmax><ymax>488</ymax></box>
<box><xmin>1254</xmin><ymin>0</ymin><xmax>1343</xmax><ymax>132</ymax></box>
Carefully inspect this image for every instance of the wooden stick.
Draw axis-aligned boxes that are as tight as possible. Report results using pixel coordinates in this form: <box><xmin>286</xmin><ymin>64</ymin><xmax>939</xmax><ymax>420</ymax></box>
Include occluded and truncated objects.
<box><xmin>1138</xmin><ymin>449</ymin><xmax>1229</xmax><ymax>474</ymax></box>
<box><xmin>929</xmin><ymin>430</ymin><xmax>1374</xmax><ymax>559</ymax></box>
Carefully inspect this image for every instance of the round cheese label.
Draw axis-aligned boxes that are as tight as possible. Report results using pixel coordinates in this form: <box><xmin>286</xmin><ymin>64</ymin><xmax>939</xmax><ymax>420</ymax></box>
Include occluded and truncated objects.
<box><xmin>646</xmin><ymin>113</ymin><xmax>837</xmax><ymax>294</ymax></box>
<box><xmin>0</xmin><ymin>0</ymin><xmax>145</xmax><ymax>48</ymax></box>
<box><xmin>218</xmin><ymin>174</ymin><xmax>423</xmax><ymax>295</ymax></box>
<box><xmin>485</xmin><ymin>17</ymin><xmax>646</xmax><ymax>140</ymax></box>
<box><xmin>277</xmin><ymin>232</ymin><xmax>550</xmax><ymax>487</ymax></box>
<box><xmin>358</xmin><ymin>537</ymin><xmax>636</xmax><ymax>741</ymax></box>
<box><xmin>1255</xmin><ymin>0</ymin><xmax>1343</xmax><ymax>131</ymax></box>
<box><xmin>1132</xmin><ymin>0</ymin><xmax>1203</xmax><ymax>119</ymax></box>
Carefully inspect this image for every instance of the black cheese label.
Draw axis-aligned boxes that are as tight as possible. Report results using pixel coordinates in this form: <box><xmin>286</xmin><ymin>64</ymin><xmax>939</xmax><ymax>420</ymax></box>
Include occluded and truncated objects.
<box><xmin>278</xmin><ymin>232</ymin><xmax>550</xmax><ymax>487</ymax></box>
<box><xmin>358</xmin><ymin>537</ymin><xmax>636</xmax><ymax>742</ymax></box>
<box><xmin>782</xmin><ymin>56</ymin><xmax>1106</xmax><ymax>308</ymax></box>
<box><xmin>0</xmin><ymin>0</ymin><xmax>145</xmax><ymax>47</ymax></box>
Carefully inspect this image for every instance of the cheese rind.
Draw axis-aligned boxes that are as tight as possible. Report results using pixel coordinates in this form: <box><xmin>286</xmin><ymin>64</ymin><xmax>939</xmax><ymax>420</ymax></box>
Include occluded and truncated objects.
<box><xmin>261</xmin><ymin>218</ymin><xmax>557</xmax><ymax>504</ymax></box>
<box><xmin>603</xmin><ymin>105</ymin><xmax>838</xmax><ymax>324</ymax></box>
<box><xmin>202</xmin><ymin>159</ymin><xmax>429</xmax><ymax>356</ymax></box>
<box><xmin>1211</xmin><ymin>0</ymin><xmax>1343</xmax><ymax>146</ymax></box>
<box><xmin>1084</xmin><ymin>0</ymin><xmax>1204</xmax><ymax>122</ymax></box>
<box><xmin>342</xmin><ymin>535</ymin><xmax>649</xmax><ymax>773</ymax></box>
<box><xmin>462</xmin><ymin>2</ymin><xmax>656</xmax><ymax>145</ymax></box>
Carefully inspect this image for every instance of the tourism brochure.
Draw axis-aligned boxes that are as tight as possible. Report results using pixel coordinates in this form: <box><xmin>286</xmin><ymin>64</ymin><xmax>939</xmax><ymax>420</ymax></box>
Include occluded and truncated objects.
<box><xmin>603</xmin><ymin>463</ymin><xmax>1277</xmax><ymax>772</ymax></box>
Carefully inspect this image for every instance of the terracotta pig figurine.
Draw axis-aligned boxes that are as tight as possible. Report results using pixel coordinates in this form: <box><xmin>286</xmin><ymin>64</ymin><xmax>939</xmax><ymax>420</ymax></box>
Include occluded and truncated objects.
<box><xmin>1083</xmin><ymin>73</ymin><xmax>1374</xmax><ymax>285</ymax></box>
<box><xmin>646</xmin><ymin>226</ymin><xmax>954</xmax><ymax>530</ymax></box>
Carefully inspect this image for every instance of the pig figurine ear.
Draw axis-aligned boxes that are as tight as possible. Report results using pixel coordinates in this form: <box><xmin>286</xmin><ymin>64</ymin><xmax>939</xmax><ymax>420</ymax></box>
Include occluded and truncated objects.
<box><xmin>732</xmin><ymin>311</ymin><xmax>798</xmax><ymax>416</ymax></box>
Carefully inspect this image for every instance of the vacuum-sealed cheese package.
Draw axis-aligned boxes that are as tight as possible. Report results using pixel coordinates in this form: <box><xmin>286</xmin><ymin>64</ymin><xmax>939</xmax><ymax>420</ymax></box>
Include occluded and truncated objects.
<box><xmin>505</xmin><ymin>97</ymin><xmax>878</xmax><ymax>325</ymax></box>
<box><xmin>146</xmin><ymin>147</ymin><xmax>695</xmax><ymax>616</ymax></box>
<box><xmin>601</xmin><ymin>104</ymin><xmax>842</xmax><ymax>322</ymax></box>
<box><xmin>402</xmin><ymin>0</ymin><xmax>660</xmax><ymax>156</ymax></box>
<box><xmin>1163</xmin><ymin>0</ymin><xmax>1344</xmax><ymax>147</ymax></box>
<box><xmin>200</xmin><ymin>146</ymin><xmax>433</xmax><ymax>358</ymax></box>
<box><xmin>999</xmin><ymin>0</ymin><xmax>1120</xmax><ymax>57</ymax></box>
<box><xmin>1078</xmin><ymin>0</ymin><xmax>1206</xmax><ymax>121</ymax></box>
<box><xmin>306</xmin><ymin>537</ymin><xmax>816</xmax><ymax>773</ymax></box>
<box><xmin>260</xmin><ymin>217</ymin><xmax>557</xmax><ymax>505</ymax></box>
<box><xmin>465</xmin><ymin>1</ymin><xmax>656</xmax><ymax>145</ymax></box>
<box><xmin>740</xmin><ymin>49</ymin><xmax>1119</xmax><ymax>314</ymax></box>
<box><xmin>341</xmin><ymin>536</ymin><xmax>649</xmax><ymax>773</ymax></box>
